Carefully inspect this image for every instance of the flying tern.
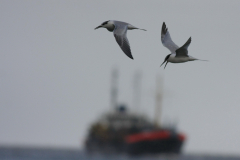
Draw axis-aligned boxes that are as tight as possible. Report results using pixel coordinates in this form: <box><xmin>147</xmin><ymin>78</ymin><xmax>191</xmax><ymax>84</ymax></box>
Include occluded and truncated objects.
<box><xmin>95</xmin><ymin>20</ymin><xmax>146</xmax><ymax>59</ymax></box>
<box><xmin>160</xmin><ymin>22</ymin><xmax>207</xmax><ymax>69</ymax></box>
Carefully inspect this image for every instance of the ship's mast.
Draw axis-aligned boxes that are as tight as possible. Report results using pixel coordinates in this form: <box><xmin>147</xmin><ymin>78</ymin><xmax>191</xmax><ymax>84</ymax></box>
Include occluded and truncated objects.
<box><xmin>154</xmin><ymin>75</ymin><xmax>163</xmax><ymax>127</ymax></box>
<box><xmin>133</xmin><ymin>70</ymin><xmax>142</xmax><ymax>112</ymax></box>
<box><xmin>110</xmin><ymin>68</ymin><xmax>119</xmax><ymax>111</ymax></box>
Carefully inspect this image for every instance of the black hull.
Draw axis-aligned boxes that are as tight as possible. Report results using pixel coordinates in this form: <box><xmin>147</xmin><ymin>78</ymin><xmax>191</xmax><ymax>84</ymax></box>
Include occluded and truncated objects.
<box><xmin>85</xmin><ymin>137</ymin><xmax>184</xmax><ymax>155</ymax></box>
<box><xmin>126</xmin><ymin>138</ymin><xmax>183</xmax><ymax>155</ymax></box>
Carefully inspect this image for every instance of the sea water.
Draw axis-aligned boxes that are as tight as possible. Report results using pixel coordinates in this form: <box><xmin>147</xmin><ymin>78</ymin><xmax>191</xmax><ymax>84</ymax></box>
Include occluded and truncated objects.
<box><xmin>0</xmin><ymin>146</ymin><xmax>239</xmax><ymax>160</ymax></box>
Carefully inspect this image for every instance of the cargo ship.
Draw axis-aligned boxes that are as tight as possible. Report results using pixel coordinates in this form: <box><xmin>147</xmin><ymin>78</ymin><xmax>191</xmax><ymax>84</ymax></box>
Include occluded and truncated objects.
<box><xmin>84</xmin><ymin>69</ymin><xmax>186</xmax><ymax>155</ymax></box>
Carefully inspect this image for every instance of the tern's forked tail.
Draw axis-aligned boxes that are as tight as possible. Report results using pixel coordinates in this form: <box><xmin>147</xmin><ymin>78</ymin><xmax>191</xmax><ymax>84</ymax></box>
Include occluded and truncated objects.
<box><xmin>197</xmin><ymin>59</ymin><xmax>208</xmax><ymax>61</ymax></box>
<box><xmin>127</xmin><ymin>24</ymin><xmax>146</xmax><ymax>31</ymax></box>
<box><xmin>160</xmin><ymin>60</ymin><xmax>168</xmax><ymax>69</ymax></box>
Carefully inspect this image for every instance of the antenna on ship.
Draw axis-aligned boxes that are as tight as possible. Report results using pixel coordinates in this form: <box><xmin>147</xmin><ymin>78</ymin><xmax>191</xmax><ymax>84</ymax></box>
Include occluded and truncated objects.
<box><xmin>110</xmin><ymin>68</ymin><xmax>119</xmax><ymax>111</ymax></box>
<box><xmin>154</xmin><ymin>75</ymin><xmax>163</xmax><ymax>127</ymax></box>
<box><xmin>133</xmin><ymin>70</ymin><xmax>142</xmax><ymax>113</ymax></box>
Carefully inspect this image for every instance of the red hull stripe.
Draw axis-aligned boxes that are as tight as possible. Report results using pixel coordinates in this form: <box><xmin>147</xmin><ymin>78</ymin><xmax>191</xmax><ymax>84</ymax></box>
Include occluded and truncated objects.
<box><xmin>125</xmin><ymin>131</ymin><xmax>185</xmax><ymax>144</ymax></box>
<box><xmin>178</xmin><ymin>134</ymin><xmax>186</xmax><ymax>141</ymax></box>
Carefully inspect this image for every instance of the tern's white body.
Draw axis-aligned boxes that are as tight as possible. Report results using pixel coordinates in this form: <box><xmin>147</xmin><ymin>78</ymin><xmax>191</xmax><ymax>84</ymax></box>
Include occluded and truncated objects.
<box><xmin>168</xmin><ymin>54</ymin><xmax>197</xmax><ymax>63</ymax></box>
<box><xmin>105</xmin><ymin>20</ymin><xmax>140</xmax><ymax>31</ymax></box>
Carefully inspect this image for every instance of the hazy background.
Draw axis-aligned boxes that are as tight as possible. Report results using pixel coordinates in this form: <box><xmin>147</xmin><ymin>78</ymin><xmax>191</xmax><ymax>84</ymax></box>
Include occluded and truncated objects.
<box><xmin>0</xmin><ymin>0</ymin><xmax>240</xmax><ymax>156</ymax></box>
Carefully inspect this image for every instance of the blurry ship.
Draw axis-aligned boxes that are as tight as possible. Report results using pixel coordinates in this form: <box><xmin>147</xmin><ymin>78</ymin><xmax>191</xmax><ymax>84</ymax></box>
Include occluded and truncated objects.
<box><xmin>85</xmin><ymin>69</ymin><xmax>186</xmax><ymax>155</ymax></box>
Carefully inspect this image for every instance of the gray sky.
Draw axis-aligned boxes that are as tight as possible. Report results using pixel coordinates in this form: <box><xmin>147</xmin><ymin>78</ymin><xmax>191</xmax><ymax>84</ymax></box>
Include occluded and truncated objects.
<box><xmin>1</xmin><ymin>0</ymin><xmax>240</xmax><ymax>156</ymax></box>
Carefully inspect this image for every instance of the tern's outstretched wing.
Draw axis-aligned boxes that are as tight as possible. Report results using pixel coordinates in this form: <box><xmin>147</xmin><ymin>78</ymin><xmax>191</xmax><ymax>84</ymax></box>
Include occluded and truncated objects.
<box><xmin>113</xmin><ymin>23</ymin><xmax>133</xmax><ymax>59</ymax></box>
<box><xmin>161</xmin><ymin>22</ymin><xmax>179</xmax><ymax>53</ymax></box>
<box><xmin>175</xmin><ymin>37</ymin><xmax>191</xmax><ymax>57</ymax></box>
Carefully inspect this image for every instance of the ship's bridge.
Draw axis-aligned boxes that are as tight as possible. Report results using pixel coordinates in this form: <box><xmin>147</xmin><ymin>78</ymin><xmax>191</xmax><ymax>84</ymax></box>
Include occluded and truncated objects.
<box><xmin>98</xmin><ymin>105</ymin><xmax>154</xmax><ymax>130</ymax></box>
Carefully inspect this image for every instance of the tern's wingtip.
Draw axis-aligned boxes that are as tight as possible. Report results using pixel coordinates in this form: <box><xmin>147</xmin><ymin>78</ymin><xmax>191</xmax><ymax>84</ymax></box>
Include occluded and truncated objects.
<box><xmin>127</xmin><ymin>55</ymin><xmax>134</xmax><ymax>60</ymax></box>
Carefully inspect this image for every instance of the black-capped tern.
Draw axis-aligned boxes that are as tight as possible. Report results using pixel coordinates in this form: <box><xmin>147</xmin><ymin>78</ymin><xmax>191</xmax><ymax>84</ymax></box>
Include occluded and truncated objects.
<box><xmin>160</xmin><ymin>22</ymin><xmax>207</xmax><ymax>69</ymax></box>
<box><xmin>95</xmin><ymin>20</ymin><xmax>146</xmax><ymax>59</ymax></box>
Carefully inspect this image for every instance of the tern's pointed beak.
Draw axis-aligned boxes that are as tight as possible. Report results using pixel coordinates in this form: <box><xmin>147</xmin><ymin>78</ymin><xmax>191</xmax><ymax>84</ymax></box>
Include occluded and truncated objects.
<box><xmin>94</xmin><ymin>25</ymin><xmax>102</xmax><ymax>30</ymax></box>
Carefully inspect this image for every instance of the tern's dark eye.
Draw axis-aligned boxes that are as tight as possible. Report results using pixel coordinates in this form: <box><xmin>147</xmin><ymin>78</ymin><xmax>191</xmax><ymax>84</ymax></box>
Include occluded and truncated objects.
<box><xmin>101</xmin><ymin>21</ymin><xmax>109</xmax><ymax>25</ymax></box>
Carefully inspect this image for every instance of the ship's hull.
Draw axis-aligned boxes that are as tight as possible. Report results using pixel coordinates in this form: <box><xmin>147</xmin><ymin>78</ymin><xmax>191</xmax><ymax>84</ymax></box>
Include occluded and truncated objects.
<box><xmin>126</xmin><ymin>138</ymin><xmax>183</xmax><ymax>155</ymax></box>
<box><xmin>85</xmin><ymin>130</ymin><xmax>185</xmax><ymax>155</ymax></box>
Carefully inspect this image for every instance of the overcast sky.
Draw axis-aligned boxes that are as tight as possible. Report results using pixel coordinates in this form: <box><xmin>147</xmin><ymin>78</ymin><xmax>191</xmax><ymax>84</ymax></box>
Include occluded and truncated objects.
<box><xmin>1</xmin><ymin>0</ymin><xmax>240</xmax><ymax>156</ymax></box>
